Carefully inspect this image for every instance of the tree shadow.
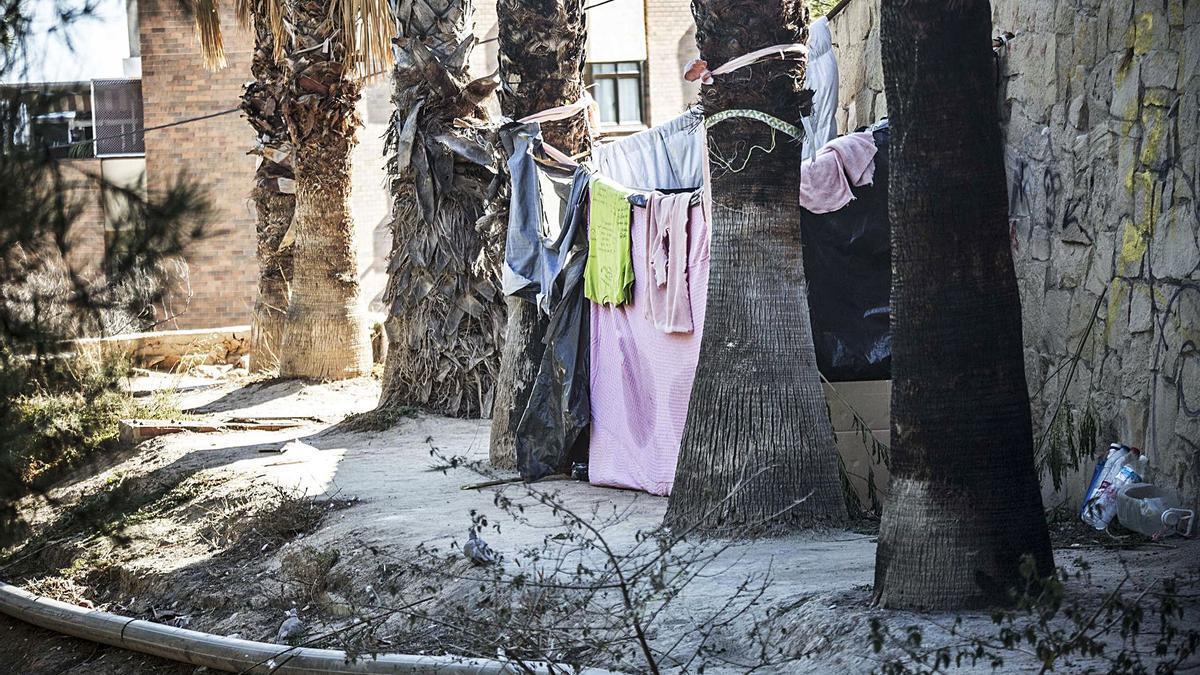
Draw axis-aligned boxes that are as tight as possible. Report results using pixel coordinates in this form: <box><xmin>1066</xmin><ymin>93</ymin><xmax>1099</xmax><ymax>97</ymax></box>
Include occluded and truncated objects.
<box><xmin>183</xmin><ymin>378</ymin><xmax>309</xmax><ymax>415</ymax></box>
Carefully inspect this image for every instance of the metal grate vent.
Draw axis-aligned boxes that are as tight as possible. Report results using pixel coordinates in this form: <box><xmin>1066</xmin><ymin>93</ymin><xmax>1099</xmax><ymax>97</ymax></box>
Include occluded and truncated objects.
<box><xmin>91</xmin><ymin>78</ymin><xmax>144</xmax><ymax>156</ymax></box>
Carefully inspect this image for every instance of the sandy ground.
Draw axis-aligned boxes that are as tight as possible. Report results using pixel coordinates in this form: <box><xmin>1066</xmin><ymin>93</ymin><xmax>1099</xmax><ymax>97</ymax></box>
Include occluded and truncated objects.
<box><xmin>1</xmin><ymin>374</ymin><xmax>1197</xmax><ymax>674</ymax></box>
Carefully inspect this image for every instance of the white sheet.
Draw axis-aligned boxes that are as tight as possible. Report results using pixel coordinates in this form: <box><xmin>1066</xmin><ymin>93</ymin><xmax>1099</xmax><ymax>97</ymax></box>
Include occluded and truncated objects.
<box><xmin>591</xmin><ymin>111</ymin><xmax>706</xmax><ymax>191</ymax></box>
<box><xmin>804</xmin><ymin>16</ymin><xmax>839</xmax><ymax>159</ymax></box>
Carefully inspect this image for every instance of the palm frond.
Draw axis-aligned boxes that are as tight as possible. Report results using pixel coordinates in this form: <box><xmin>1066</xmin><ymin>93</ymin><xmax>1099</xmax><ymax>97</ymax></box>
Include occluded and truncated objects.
<box><xmin>193</xmin><ymin>0</ymin><xmax>227</xmax><ymax>71</ymax></box>
<box><xmin>234</xmin><ymin>0</ymin><xmax>286</xmax><ymax>62</ymax></box>
<box><xmin>331</xmin><ymin>0</ymin><xmax>395</xmax><ymax>79</ymax></box>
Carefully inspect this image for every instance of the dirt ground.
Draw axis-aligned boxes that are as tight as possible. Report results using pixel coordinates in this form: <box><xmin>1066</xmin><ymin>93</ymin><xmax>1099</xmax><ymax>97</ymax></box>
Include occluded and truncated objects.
<box><xmin>1</xmin><ymin>374</ymin><xmax>1197</xmax><ymax>674</ymax></box>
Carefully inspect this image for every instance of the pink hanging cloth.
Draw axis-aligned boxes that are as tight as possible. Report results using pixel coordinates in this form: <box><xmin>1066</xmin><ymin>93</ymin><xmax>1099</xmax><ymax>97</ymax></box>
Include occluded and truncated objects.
<box><xmin>645</xmin><ymin>192</ymin><xmax>695</xmax><ymax>334</ymax></box>
<box><xmin>588</xmin><ymin>200</ymin><xmax>709</xmax><ymax>496</ymax></box>
<box><xmin>798</xmin><ymin>131</ymin><xmax>878</xmax><ymax>214</ymax></box>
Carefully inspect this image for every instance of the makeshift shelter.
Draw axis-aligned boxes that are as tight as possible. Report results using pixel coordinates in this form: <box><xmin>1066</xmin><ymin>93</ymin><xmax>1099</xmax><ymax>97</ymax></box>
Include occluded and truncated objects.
<box><xmin>498</xmin><ymin>27</ymin><xmax>893</xmax><ymax>491</ymax></box>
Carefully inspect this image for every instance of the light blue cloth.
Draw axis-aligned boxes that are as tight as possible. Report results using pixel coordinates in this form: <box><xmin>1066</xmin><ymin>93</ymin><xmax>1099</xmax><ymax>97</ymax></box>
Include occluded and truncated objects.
<box><xmin>500</xmin><ymin>122</ymin><xmax>590</xmax><ymax>315</ymax></box>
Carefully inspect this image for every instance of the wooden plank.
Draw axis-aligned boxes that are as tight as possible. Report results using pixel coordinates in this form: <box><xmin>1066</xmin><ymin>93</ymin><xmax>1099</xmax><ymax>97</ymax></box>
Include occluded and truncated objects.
<box><xmin>118</xmin><ymin>417</ymin><xmax>313</xmax><ymax>444</ymax></box>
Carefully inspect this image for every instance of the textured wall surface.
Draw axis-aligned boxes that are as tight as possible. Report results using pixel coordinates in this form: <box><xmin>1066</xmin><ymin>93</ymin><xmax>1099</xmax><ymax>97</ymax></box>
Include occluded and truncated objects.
<box><xmin>643</xmin><ymin>0</ymin><xmax>701</xmax><ymax>126</ymax></box>
<box><xmin>139</xmin><ymin>0</ymin><xmax>257</xmax><ymax>329</ymax></box>
<box><xmin>829</xmin><ymin>0</ymin><xmax>1200</xmax><ymax>508</ymax></box>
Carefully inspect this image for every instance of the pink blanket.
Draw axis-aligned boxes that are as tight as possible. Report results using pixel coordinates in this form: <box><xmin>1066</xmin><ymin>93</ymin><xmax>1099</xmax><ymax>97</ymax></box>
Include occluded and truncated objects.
<box><xmin>798</xmin><ymin>131</ymin><xmax>877</xmax><ymax>214</ymax></box>
<box><xmin>588</xmin><ymin>201</ymin><xmax>709</xmax><ymax>496</ymax></box>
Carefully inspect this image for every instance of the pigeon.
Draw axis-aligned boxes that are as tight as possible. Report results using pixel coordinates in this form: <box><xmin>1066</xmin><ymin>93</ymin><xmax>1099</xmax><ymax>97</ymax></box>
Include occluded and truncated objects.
<box><xmin>463</xmin><ymin>528</ymin><xmax>498</xmax><ymax>566</ymax></box>
<box><xmin>276</xmin><ymin>608</ymin><xmax>303</xmax><ymax>644</ymax></box>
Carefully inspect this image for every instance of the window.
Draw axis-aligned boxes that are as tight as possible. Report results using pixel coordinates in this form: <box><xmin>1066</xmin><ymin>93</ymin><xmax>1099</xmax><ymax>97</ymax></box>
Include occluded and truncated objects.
<box><xmin>92</xmin><ymin>79</ymin><xmax>144</xmax><ymax>157</ymax></box>
<box><xmin>588</xmin><ymin>62</ymin><xmax>645</xmax><ymax>127</ymax></box>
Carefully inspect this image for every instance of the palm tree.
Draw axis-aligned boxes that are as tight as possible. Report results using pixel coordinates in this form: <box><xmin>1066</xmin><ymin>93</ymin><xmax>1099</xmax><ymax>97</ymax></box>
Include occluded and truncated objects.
<box><xmin>240</xmin><ymin>0</ymin><xmax>294</xmax><ymax>372</ymax></box>
<box><xmin>664</xmin><ymin>1</ymin><xmax>846</xmax><ymax>533</ymax></box>
<box><xmin>193</xmin><ymin>0</ymin><xmax>391</xmax><ymax>379</ymax></box>
<box><xmin>193</xmin><ymin>0</ymin><xmax>293</xmax><ymax>371</ymax></box>
<box><xmin>275</xmin><ymin>0</ymin><xmax>392</xmax><ymax>380</ymax></box>
<box><xmin>872</xmin><ymin>0</ymin><xmax>1053</xmax><ymax>609</ymax></box>
<box><xmin>374</xmin><ymin>0</ymin><xmax>508</xmax><ymax>418</ymax></box>
<box><xmin>488</xmin><ymin>0</ymin><xmax>590</xmax><ymax>468</ymax></box>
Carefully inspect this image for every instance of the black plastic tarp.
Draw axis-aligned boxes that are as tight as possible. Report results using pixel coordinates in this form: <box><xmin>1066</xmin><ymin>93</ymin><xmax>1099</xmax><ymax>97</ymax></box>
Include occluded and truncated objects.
<box><xmin>500</xmin><ymin>122</ymin><xmax>592</xmax><ymax>481</ymax></box>
<box><xmin>800</xmin><ymin>127</ymin><xmax>892</xmax><ymax>382</ymax></box>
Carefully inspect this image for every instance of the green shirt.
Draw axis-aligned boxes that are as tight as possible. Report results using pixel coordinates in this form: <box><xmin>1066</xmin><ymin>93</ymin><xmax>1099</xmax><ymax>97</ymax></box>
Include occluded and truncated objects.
<box><xmin>584</xmin><ymin>175</ymin><xmax>634</xmax><ymax>306</ymax></box>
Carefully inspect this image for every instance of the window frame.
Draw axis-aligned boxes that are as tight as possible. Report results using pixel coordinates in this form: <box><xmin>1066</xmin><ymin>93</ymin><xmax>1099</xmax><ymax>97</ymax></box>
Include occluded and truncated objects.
<box><xmin>586</xmin><ymin>61</ymin><xmax>648</xmax><ymax>130</ymax></box>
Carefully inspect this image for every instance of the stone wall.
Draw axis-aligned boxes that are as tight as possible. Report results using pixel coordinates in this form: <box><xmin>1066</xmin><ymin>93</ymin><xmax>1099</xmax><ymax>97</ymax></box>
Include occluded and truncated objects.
<box><xmin>828</xmin><ymin>0</ymin><xmax>884</xmax><ymax>134</ymax></box>
<box><xmin>829</xmin><ymin>0</ymin><xmax>1200</xmax><ymax>508</ymax></box>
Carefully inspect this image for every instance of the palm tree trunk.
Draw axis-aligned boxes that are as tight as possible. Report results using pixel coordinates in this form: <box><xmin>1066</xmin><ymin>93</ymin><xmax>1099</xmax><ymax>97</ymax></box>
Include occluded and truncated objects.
<box><xmin>242</xmin><ymin>0</ymin><xmax>294</xmax><ymax>372</ymax></box>
<box><xmin>489</xmin><ymin>0</ymin><xmax>589</xmax><ymax>468</ymax></box>
<box><xmin>664</xmin><ymin>0</ymin><xmax>846</xmax><ymax>533</ymax></box>
<box><xmin>277</xmin><ymin>0</ymin><xmax>372</xmax><ymax>380</ymax></box>
<box><xmin>374</xmin><ymin>0</ymin><xmax>506</xmax><ymax>419</ymax></box>
<box><xmin>872</xmin><ymin>0</ymin><xmax>1053</xmax><ymax>610</ymax></box>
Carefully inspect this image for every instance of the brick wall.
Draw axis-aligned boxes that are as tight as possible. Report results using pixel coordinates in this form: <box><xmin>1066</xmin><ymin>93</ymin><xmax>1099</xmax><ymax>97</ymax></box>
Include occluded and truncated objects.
<box><xmin>644</xmin><ymin>0</ymin><xmax>699</xmax><ymax>126</ymax></box>
<box><xmin>138</xmin><ymin>0</ymin><xmax>393</xmax><ymax>329</ymax></box>
<box><xmin>139</xmin><ymin>0</ymin><xmax>257</xmax><ymax>330</ymax></box>
<box><xmin>352</xmin><ymin>82</ymin><xmax>392</xmax><ymax>317</ymax></box>
<box><xmin>61</xmin><ymin>159</ymin><xmax>108</xmax><ymax>276</ymax></box>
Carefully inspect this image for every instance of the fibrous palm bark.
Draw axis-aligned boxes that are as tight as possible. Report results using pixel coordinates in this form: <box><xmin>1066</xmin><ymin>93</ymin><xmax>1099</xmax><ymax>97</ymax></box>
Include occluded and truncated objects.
<box><xmin>664</xmin><ymin>0</ymin><xmax>846</xmax><ymax>533</ymax></box>
<box><xmin>276</xmin><ymin>0</ymin><xmax>373</xmax><ymax>380</ymax></box>
<box><xmin>241</xmin><ymin>0</ymin><xmax>295</xmax><ymax>372</ymax></box>
<box><xmin>489</xmin><ymin>0</ymin><xmax>589</xmax><ymax>468</ymax></box>
<box><xmin>375</xmin><ymin>0</ymin><xmax>507</xmax><ymax>418</ymax></box>
<box><xmin>872</xmin><ymin>0</ymin><xmax>1053</xmax><ymax>609</ymax></box>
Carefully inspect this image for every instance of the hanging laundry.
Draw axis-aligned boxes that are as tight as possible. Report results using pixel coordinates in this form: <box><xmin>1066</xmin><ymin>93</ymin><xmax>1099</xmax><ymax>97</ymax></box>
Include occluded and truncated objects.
<box><xmin>584</xmin><ymin>176</ymin><xmax>635</xmax><ymax>306</ymax></box>
<box><xmin>501</xmin><ymin>122</ymin><xmax>589</xmax><ymax>314</ymax></box>
<box><xmin>513</xmin><ymin>165</ymin><xmax>592</xmax><ymax>482</ymax></box>
<box><xmin>798</xmin><ymin>131</ymin><xmax>877</xmax><ymax>214</ymax></box>
<box><xmin>803</xmin><ymin>16</ymin><xmax>839</xmax><ymax>158</ymax></box>
<box><xmin>592</xmin><ymin>110</ymin><xmax>706</xmax><ymax>191</ymax></box>
<box><xmin>588</xmin><ymin>198</ymin><xmax>710</xmax><ymax>496</ymax></box>
<box><xmin>645</xmin><ymin>191</ymin><xmax>694</xmax><ymax>333</ymax></box>
<box><xmin>499</xmin><ymin>120</ymin><xmax>593</xmax><ymax>481</ymax></box>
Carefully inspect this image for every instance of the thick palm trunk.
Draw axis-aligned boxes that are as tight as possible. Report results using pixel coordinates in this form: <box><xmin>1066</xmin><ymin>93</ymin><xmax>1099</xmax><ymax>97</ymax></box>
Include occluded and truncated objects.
<box><xmin>665</xmin><ymin>0</ymin><xmax>846</xmax><ymax>533</ymax></box>
<box><xmin>872</xmin><ymin>0</ymin><xmax>1052</xmax><ymax>610</ymax></box>
<box><xmin>489</xmin><ymin>0</ymin><xmax>588</xmax><ymax>468</ymax></box>
<box><xmin>277</xmin><ymin>0</ymin><xmax>372</xmax><ymax>380</ymax></box>
<box><xmin>242</xmin><ymin>0</ymin><xmax>295</xmax><ymax>372</ymax></box>
<box><xmin>375</xmin><ymin>0</ymin><xmax>506</xmax><ymax>419</ymax></box>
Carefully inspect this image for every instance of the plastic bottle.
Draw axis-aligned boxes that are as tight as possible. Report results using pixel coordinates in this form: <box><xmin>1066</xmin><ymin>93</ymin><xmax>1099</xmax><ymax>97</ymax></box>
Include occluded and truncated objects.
<box><xmin>1117</xmin><ymin>483</ymin><xmax>1197</xmax><ymax>538</ymax></box>
<box><xmin>1091</xmin><ymin>453</ymin><xmax>1148</xmax><ymax>529</ymax></box>
<box><xmin>1080</xmin><ymin>444</ymin><xmax>1130</xmax><ymax>527</ymax></box>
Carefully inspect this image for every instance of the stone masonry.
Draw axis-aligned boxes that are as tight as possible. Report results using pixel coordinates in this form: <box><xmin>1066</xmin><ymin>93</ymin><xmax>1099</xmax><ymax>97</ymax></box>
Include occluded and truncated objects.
<box><xmin>829</xmin><ymin>0</ymin><xmax>1199</xmax><ymax>509</ymax></box>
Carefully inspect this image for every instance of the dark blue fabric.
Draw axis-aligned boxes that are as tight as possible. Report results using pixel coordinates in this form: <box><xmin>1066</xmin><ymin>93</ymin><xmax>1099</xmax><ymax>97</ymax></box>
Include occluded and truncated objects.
<box><xmin>500</xmin><ymin>122</ymin><xmax>589</xmax><ymax>315</ymax></box>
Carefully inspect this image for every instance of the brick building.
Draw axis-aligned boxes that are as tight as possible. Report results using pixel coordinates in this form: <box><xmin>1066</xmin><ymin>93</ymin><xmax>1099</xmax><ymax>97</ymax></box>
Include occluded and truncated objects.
<box><xmin>124</xmin><ymin>0</ymin><xmax>698</xmax><ymax>330</ymax></box>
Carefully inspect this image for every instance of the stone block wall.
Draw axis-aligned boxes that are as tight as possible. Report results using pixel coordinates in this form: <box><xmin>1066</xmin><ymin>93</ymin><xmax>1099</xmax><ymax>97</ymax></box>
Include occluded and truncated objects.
<box><xmin>829</xmin><ymin>0</ymin><xmax>1199</xmax><ymax>508</ymax></box>
<box><xmin>996</xmin><ymin>0</ymin><xmax>1199</xmax><ymax>508</ymax></box>
<box><xmin>828</xmin><ymin>0</ymin><xmax>884</xmax><ymax>133</ymax></box>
